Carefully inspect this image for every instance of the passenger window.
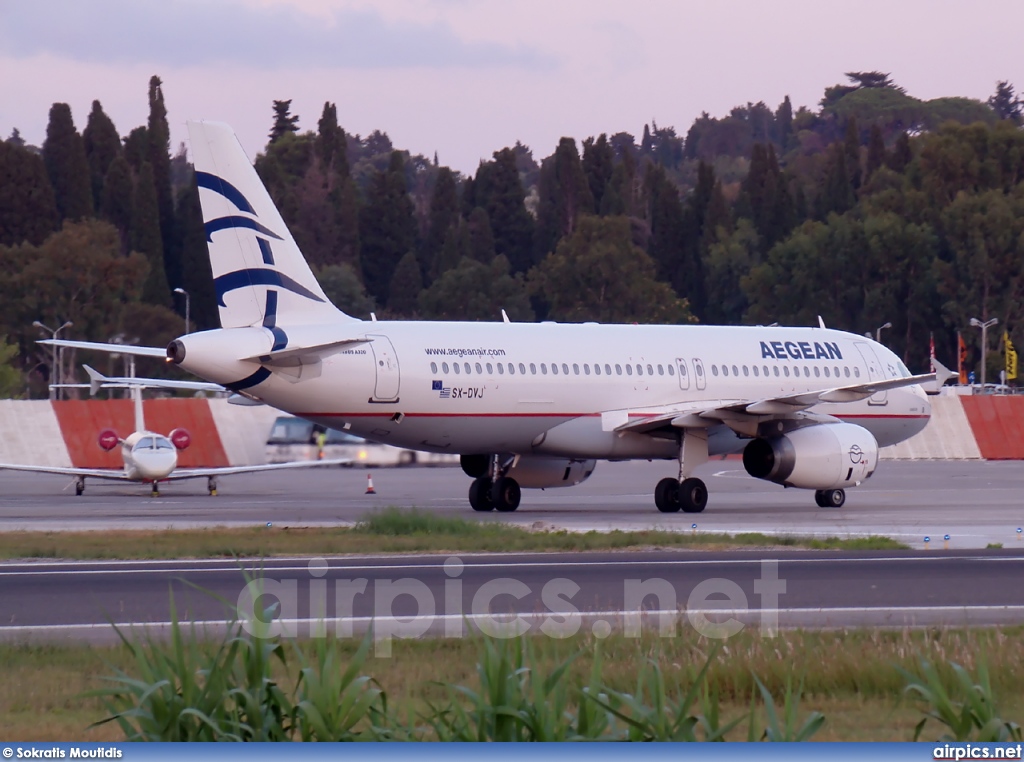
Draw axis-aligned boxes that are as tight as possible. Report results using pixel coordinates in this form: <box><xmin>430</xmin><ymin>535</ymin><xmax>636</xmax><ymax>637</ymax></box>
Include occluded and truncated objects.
<box><xmin>626</xmin><ymin>364</ymin><xmax>633</xmax><ymax>376</ymax></box>
<box><xmin>732</xmin><ymin>365</ymin><xmax>739</xmax><ymax>376</ymax></box>
<box><xmin>773</xmin><ymin>366</ymin><xmax>779</xmax><ymax>377</ymax></box>
<box><xmin>509</xmin><ymin>363</ymin><xmax>515</xmax><ymax>375</ymax></box>
<box><xmin>519</xmin><ymin>363</ymin><xmax>527</xmax><ymax>374</ymax></box>
<box><xmin>541</xmin><ymin>363</ymin><xmax>548</xmax><ymax>375</ymax></box>
<box><xmin>573</xmin><ymin>363</ymin><xmax>579</xmax><ymax>374</ymax></box>
<box><xmin>442</xmin><ymin>362</ymin><xmax>449</xmax><ymax>373</ymax></box>
<box><xmin>454</xmin><ymin>363</ymin><xmax>461</xmax><ymax>374</ymax></box>
<box><xmin>743</xmin><ymin>365</ymin><xmax>749</xmax><ymax>376</ymax></box>
<box><xmin>657</xmin><ymin>364</ymin><xmax>663</xmax><ymax>375</ymax></box>
<box><xmin>594</xmin><ymin>364</ymin><xmax>601</xmax><ymax>376</ymax></box>
<box><xmin>529</xmin><ymin>363</ymin><xmax>536</xmax><ymax>374</ymax></box>
<box><xmin>475</xmin><ymin>362</ymin><xmax>483</xmax><ymax>374</ymax></box>
<box><xmin>783</xmin><ymin>366</ymin><xmax>790</xmax><ymax>377</ymax></box>
<box><xmin>486</xmin><ymin>362</ymin><xmax>492</xmax><ymax>374</ymax></box>
<box><xmin>563</xmin><ymin>363</ymin><xmax>570</xmax><ymax>375</ymax></box>
<box><xmin>753</xmin><ymin>365</ymin><xmax>759</xmax><ymax>377</ymax></box>
<box><xmin>605</xmin><ymin>364</ymin><xmax>612</xmax><ymax>375</ymax></box>
<box><xmin>583</xmin><ymin>364</ymin><xmax>590</xmax><ymax>375</ymax></box>
<box><xmin>636</xmin><ymin>364</ymin><xmax>643</xmax><ymax>376</ymax></box>
<box><xmin>551</xmin><ymin>363</ymin><xmax>558</xmax><ymax>375</ymax></box>
<box><xmin>667</xmin><ymin>365</ymin><xmax>675</xmax><ymax>376</ymax></box>
<box><xmin>854</xmin><ymin>367</ymin><xmax>861</xmax><ymax>378</ymax></box>
<box><xmin>804</xmin><ymin>367</ymin><xmax>810</xmax><ymax>377</ymax></box>
<box><xmin>464</xmin><ymin>362</ymin><xmax>471</xmax><ymax>374</ymax></box>
<box><xmin>824</xmin><ymin>367</ymin><xmax>830</xmax><ymax>378</ymax></box>
<box><xmin>615</xmin><ymin>364</ymin><xmax>622</xmax><ymax>375</ymax></box>
<box><xmin>763</xmin><ymin>365</ymin><xmax>769</xmax><ymax>376</ymax></box>
<box><xmin>844</xmin><ymin>367</ymin><xmax>850</xmax><ymax>378</ymax></box>
<box><xmin>712</xmin><ymin>365</ymin><xmax>719</xmax><ymax>376</ymax></box>
<box><xmin>497</xmin><ymin>363</ymin><xmax>504</xmax><ymax>375</ymax></box>
<box><xmin>430</xmin><ymin>362</ymin><xmax>438</xmax><ymax>373</ymax></box>
<box><xmin>647</xmin><ymin>364</ymin><xmax>654</xmax><ymax>375</ymax></box>
<box><xmin>814</xmin><ymin>367</ymin><xmax>820</xmax><ymax>377</ymax></box>
<box><xmin>722</xmin><ymin>365</ymin><xmax>729</xmax><ymax>377</ymax></box>
<box><xmin>835</xmin><ymin>367</ymin><xmax>841</xmax><ymax>378</ymax></box>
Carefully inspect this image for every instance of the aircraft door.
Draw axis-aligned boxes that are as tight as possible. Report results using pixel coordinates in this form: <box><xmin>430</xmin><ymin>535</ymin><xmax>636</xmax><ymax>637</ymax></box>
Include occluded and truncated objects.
<box><xmin>693</xmin><ymin>358</ymin><xmax>707</xmax><ymax>391</ymax></box>
<box><xmin>854</xmin><ymin>342</ymin><xmax>887</xmax><ymax>405</ymax></box>
<box><xmin>675</xmin><ymin>358</ymin><xmax>690</xmax><ymax>391</ymax></box>
<box><xmin>367</xmin><ymin>335</ymin><xmax>401</xmax><ymax>402</ymax></box>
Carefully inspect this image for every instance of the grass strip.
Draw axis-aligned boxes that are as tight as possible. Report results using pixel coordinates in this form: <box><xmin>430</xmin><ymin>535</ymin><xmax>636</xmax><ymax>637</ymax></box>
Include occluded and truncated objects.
<box><xmin>0</xmin><ymin>506</ymin><xmax>906</xmax><ymax>559</ymax></box>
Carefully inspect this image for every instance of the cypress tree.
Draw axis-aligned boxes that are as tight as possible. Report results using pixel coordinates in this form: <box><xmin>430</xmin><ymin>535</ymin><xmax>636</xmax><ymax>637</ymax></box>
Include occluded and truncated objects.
<box><xmin>131</xmin><ymin>161</ymin><xmax>171</xmax><ymax>306</ymax></box>
<box><xmin>387</xmin><ymin>250</ymin><xmax>423</xmax><ymax>316</ymax></box>
<box><xmin>360</xmin><ymin>151</ymin><xmax>416</xmax><ymax>304</ymax></box>
<box><xmin>177</xmin><ymin>180</ymin><xmax>218</xmax><ymax>329</ymax></box>
<box><xmin>147</xmin><ymin>76</ymin><xmax>179</xmax><ymax>292</ymax></box>
<box><xmin>775</xmin><ymin>95</ymin><xmax>793</xmax><ymax>151</ymax></box>
<box><xmin>422</xmin><ymin>166</ymin><xmax>459</xmax><ymax>282</ymax></box>
<box><xmin>533</xmin><ymin>138</ymin><xmax>593</xmax><ymax>262</ymax></box>
<box><xmin>42</xmin><ymin>103</ymin><xmax>93</xmax><ymax>221</ymax></box>
<box><xmin>0</xmin><ymin>140</ymin><xmax>58</xmax><ymax>246</ymax></box>
<box><xmin>122</xmin><ymin>126</ymin><xmax>148</xmax><ymax>172</ymax></box>
<box><xmin>866</xmin><ymin>124</ymin><xmax>886</xmax><ymax>179</ymax></box>
<box><xmin>101</xmin><ymin>155</ymin><xmax>133</xmax><ymax>255</ymax></box>
<box><xmin>467</xmin><ymin>207</ymin><xmax>496</xmax><ymax>263</ymax></box>
<box><xmin>843</xmin><ymin>116</ymin><xmax>862</xmax><ymax>190</ymax></box>
<box><xmin>888</xmin><ymin>131</ymin><xmax>912</xmax><ymax>173</ymax></box>
<box><xmin>82</xmin><ymin>100</ymin><xmax>121</xmax><ymax>211</ymax></box>
<box><xmin>582</xmin><ymin>134</ymin><xmax>614</xmax><ymax>213</ymax></box>
<box><xmin>477</xmin><ymin>147</ymin><xmax>534</xmax><ymax>273</ymax></box>
<box><xmin>269</xmin><ymin>100</ymin><xmax>300</xmax><ymax>143</ymax></box>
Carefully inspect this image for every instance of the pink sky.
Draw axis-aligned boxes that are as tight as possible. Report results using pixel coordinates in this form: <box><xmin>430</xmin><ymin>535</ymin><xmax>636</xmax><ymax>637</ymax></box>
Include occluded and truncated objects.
<box><xmin>2</xmin><ymin>0</ymin><xmax>1021</xmax><ymax>173</ymax></box>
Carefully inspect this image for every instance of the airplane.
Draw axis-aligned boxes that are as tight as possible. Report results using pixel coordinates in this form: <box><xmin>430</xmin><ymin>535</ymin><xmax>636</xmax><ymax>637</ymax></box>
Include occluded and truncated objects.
<box><xmin>45</xmin><ymin>120</ymin><xmax>935</xmax><ymax>513</ymax></box>
<box><xmin>0</xmin><ymin>362</ymin><xmax>349</xmax><ymax>497</ymax></box>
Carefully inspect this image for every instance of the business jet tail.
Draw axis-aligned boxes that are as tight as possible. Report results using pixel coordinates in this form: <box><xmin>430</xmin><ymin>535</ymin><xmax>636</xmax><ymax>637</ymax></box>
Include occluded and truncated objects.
<box><xmin>186</xmin><ymin>120</ymin><xmax>357</xmax><ymax>330</ymax></box>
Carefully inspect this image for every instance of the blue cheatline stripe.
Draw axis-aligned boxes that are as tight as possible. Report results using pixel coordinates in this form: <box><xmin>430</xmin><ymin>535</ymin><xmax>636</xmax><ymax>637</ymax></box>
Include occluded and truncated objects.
<box><xmin>213</xmin><ymin>268</ymin><xmax>325</xmax><ymax>307</ymax></box>
<box><xmin>224</xmin><ymin>366</ymin><xmax>271</xmax><ymax>392</ymax></box>
<box><xmin>262</xmin><ymin>291</ymin><xmax>289</xmax><ymax>351</ymax></box>
<box><xmin>195</xmin><ymin>171</ymin><xmax>255</xmax><ymax>213</ymax></box>
<box><xmin>257</xmin><ymin>238</ymin><xmax>275</xmax><ymax>265</ymax></box>
<box><xmin>205</xmin><ymin>215</ymin><xmax>283</xmax><ymax>242</ymax></box>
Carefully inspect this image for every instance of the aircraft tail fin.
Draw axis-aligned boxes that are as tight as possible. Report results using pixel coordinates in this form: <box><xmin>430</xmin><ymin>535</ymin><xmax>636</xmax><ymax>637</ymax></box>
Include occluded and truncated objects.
<box><xmin>186</xmin><ymin>120</ymin><xmax>355</xmax><ymax>330</ymax></box>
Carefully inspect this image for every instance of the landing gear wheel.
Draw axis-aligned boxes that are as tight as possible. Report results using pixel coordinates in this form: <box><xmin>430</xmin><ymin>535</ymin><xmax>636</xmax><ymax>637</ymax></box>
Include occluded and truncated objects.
<box><xmin>75</xmin><ymin>477</ymin><xmax>85</xmax><ymax>496</ymax></box>
<box><xmin>208</xmin><ymin>476</ymin><xmax>218</xmax><ymax>496</ymax></box>
<box><xmin>491</xmin><ymin>477</ymin><xmax>521</xmax><ymax>513</ymax></box>
<box><xmin>679</xmin><ymin>477</ymin><xmax>708</xmax><ymax>514</ymax></box>
<box><xmin>469</xmin><ymin>477</ymin><xmax>494</xmax><ymax>512</ymax></box>
<box><xmin>815</xmin><ymin>488</ymin><xmax>845</xmax><ymax>508</ymax></box>
<box><xmin>654</xmin><ymin>477</ymin><xmax>681</xmax><ymax>513</ymax></box>
<box><xmin>151</xmin><ymin>483</ymin><xmax>160</xmax><ymax>498</ymax></box>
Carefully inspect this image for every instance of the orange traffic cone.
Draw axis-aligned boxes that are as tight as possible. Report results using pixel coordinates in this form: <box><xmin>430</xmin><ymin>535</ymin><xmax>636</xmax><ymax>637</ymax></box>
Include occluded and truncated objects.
<box><xmin>365</xmin><ymin>473</ymin><xmax>377</xmax><ymax>494</ymax></box>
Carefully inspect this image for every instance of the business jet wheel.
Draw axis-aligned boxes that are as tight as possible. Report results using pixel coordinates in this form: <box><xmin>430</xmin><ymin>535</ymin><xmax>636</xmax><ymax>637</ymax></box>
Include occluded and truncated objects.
<box><xmin>469</xmin><ymin>477</ymin><xmax>494</xmax><ymax>512</ymax></box>
<box><xmin>491</xmin><ymin>476</ymin><xmax>521</xmax><ymax>513</ymax></box>
<box><xmin>679</xmin><ymin>477</ymin><xmax>708</xmax><ymax>514</ymax></box>
<box><xmin>208</xmin><ymin>476</ymin><xmax>218</xmax><ymax>496</ymax></box>
<box><xmin>654</xmin><ymin>477</ymin><xmax>681</xmax><ymax>513</ymax></box>
<box><xmin>75</xmin><ymin>477</ymin><xmax>85</xmax><ymax>496</ymax></box>
<box><xmin>814</xmin><ymin>488</ymin><xmax>845</xmax><ymax>508</ymax></box>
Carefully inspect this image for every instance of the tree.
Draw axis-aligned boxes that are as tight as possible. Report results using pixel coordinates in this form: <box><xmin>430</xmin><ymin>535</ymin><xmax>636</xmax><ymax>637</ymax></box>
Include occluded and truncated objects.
<box><xmin>530</xmin><ymin>216</ymin><xmax>693</xmax><ymax>324</ymax></box>
<box><xmin>843</xmin><ymin>116</ymin><xmax>862</xmax><ymax>190</ymax></box>
<box><xmin>775</xmin><ymin>95</ymin><xmax>793</xmax><ymax>151</ymax></box>
<box><xmin>82</xmin><ymin>100</ymin><xmax>121</xmax><ymax>211</ymax></box>
<box><xmin>702</xmin><ymin>219</ymin><xmax>761</xmax><ymax>325</ymax></box>
<box><xmin>359</xmin><ymin>151</ymin><xmax>416</xmax><ymax>304</ymax></box>
<box><xmin>387</xmin><ymin>250</ymin><xmax>423</xmax><ymax>316</ymax></box>
<box><xmin>131</xmin><ymin>162</ymin><xmax>171</xmax><ymax>306</ymax></box>
<box><xmin>419</xmin><ymin>255</ymin><xmax>533</xmax><ymax>321</ymax></box>
<box><xmin>988</xmin><ymin>81</ymin><xmax>1022</xmax><ymax>125</ymax></box>
<box><xmin>888</xmin><ymin>131</ymin><xmax>913</xmax><ymax>174</ymax></box>
<box><xmin>476</xmin><ymin>147</ymin><xmax>534</xmax><ymax>273</ymax></box>
<box><xmin>0</xmin><ymin>140</ymin><xmax>58</xmax><ymax>246</ymax></box>
<box><xmin>147</xmin><ymin>76</ymin><xmax>178</xmax><ymax>291</ymax></box>
<box><xmin>534</xmin><ymin>137</ymin><xmax>594</xmax><ymax>261</ymax></box>
<box><xmin>866</xmin><ymin>124</ymin><xmax>886</xmax><ymax>179</ymax></box>
<box><xmin>422</xmin><ymin>166</ymin><xmax>459</xmax><ymax>282</ymax></box>
<box><xmin>42</xmin><ymin>103</ymin><xmax>93</xmax><ymax>222</ymax></box>
<box><xmin>316</xmin><ymin>263</ymin><xmax>375</xmax><ymax>318</ymax></box>
<box><xmin>582</xmin><ymin>134</ymin><xmax>614</xmax><ymax>212</ymax></box>
<box><xmin>101</xmin><ymin>155</ymin><xmax>133</xmax><ymax>256</ymax></box>
<box><xmin>269</xmin><ymin>100</ymin><xmax>300</xmax><ymax>143</ymax></box>
<box><xmin>176</xmin><ymin>179</ymin><xmax>218</xmax><ymax>330</ymax></box>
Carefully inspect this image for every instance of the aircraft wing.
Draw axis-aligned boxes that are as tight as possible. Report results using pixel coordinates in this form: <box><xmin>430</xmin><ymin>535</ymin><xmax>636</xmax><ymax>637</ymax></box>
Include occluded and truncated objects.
<box><xmin>39</xmin><ymin>339</ymin><xmax>166</xmax><ymax>358</ymax></box>
<box><xmin>0</xmin><ymin>463</ymin><xmax>130</xmax><ymax>481</ymax></box>
<box><xmin>167</xmin><ymin>458</ymin><xmax>351</xmax><ymax>480</ymax></box>
<box><xmin>616</xmin><ymin>373</ymin><xmax>935</xmax><ymax>435</ymax></box>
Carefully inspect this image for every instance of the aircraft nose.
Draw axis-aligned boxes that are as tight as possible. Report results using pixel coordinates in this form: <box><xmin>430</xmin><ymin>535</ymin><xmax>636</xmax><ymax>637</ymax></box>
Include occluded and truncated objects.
<box><xmin>134</xmin><ymin>450</ymin><xmax>178</xmax><ymax>480</ymax></box>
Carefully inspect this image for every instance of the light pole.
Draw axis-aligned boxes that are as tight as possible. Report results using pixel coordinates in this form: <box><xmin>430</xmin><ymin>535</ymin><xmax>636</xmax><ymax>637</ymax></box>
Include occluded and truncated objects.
<box><xmin>33</xmin><ymin>320</ymin><xmax>73</xmax><ymax>400</ymax></box>
<box><xmin>173</xmin><ymin>288</ymin><xmax>190</xmax><ymax>334</ymax></box>
<box><xmin>970</xmin><ymin>317</ymin><xmax>999</xmax><ymax>388</ymax></box>
<box><xmin>875</xmin><ymin>321</ymin><xmax>892</xmax><ymax>344</ymax></box>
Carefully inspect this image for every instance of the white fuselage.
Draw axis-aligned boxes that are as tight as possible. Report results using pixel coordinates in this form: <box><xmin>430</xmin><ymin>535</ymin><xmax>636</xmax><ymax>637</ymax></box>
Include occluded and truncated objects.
<box><xmin>120</xmin><ymin>431</ymin><xmax>178</xmax><ymax>481</ymax></box>
<box><xmin>176</xmin><ymin>322</ymin><xmax>931</xmax><ymax>460</ymax></box>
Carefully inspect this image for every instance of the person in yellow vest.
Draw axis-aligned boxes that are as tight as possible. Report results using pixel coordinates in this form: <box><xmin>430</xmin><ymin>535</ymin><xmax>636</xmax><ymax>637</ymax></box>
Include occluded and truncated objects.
<box><xmin>316</xmin><ymin>429</ymin><xmax>327</xmax><ymax>460</ymax></box>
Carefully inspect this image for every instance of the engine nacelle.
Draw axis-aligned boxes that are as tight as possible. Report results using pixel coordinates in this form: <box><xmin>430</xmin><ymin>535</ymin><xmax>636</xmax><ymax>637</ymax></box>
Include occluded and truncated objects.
<box><xmin>168</xmin><ymin>428</ymin><xmax>192</xmax><ymax>450</ymax></box>
<box><xmin>742</xmin><ymin>423</ymin><xmax>878</xmax><ymax>490</ymax></box>
<box><xmin>460</xmin><ymin>453</ymin><xmax>490</xmax><ymax>479</ymax></box>
<box><xmin>505</xmin><ymin>456</ymin><xmax>597</xmax><ymax>489</ymax></box>
<box><xmin>97</xmin><ymin>428</ymin><xmax>119</xmax><ymax>451</ymax></box>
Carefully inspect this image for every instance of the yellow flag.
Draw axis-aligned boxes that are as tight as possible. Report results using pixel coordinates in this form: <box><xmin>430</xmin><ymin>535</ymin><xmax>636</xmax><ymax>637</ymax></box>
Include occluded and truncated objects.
<box><xmin>1005</xmin><ymin>332</ymin><xmax>1018</xmax><ymax>381</ymax></box>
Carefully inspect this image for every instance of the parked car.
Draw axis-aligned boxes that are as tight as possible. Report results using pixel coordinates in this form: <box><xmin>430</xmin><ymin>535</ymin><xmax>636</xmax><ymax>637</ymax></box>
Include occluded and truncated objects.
<box><xmin>265</xmin><ymin>416</ymin><xmax>456</xmax><ymax>466</ymax></box>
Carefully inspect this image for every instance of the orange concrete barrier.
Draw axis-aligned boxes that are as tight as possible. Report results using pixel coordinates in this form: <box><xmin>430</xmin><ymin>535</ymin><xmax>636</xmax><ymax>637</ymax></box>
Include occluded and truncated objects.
<box><xmin>960</xmin><ymin>396</ymin><xmax>1024</xmax><ymax>460</ymax></box>
<box><xmin>52</xmin><ymin>399</ymin><xmax>228</xmax><ymax>468</ymax></box>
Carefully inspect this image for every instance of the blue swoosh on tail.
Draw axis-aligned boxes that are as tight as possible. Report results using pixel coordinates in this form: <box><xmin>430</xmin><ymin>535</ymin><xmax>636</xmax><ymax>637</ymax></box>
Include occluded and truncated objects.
<box><xmin>214</xmin><ymin>268</ymin><xmax>325</xmax><ymax>307</ymax></box>
<box><xmin>205</xmin><ymin>215</ymin><xmax>283</xmax><ymax>242</ymax></box>
<box><xmin>195</xmin><ymin>172</ymin><xmax>255</xmax><ymax>214</ymax></box>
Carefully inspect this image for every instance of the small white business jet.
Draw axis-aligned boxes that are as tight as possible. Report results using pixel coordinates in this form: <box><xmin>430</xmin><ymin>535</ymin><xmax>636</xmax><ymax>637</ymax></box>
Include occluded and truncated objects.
<box><xmin>0</xmin><ymin>365</ymin><xmax>348</xmax><ymax>496</ymax></box>
<box><xmin>46</xmin><ymin>120</ymin><xmax>934</xmax><ymax>513</ymax></box>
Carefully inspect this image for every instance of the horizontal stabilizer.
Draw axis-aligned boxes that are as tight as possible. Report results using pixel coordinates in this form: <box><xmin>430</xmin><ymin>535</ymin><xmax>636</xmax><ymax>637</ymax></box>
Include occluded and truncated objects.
<box><xmin>83</xmin><ymin>365</ymin><xmax>225</xmax><ymax>395</ymax></box>
<box><xmin>40</xmin><ymin>339</ymin><xmax>166</xmax><ymax>358</ymax></box>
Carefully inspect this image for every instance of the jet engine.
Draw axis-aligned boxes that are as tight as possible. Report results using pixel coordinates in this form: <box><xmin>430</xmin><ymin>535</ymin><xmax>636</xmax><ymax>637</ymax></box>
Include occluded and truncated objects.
<box><xmin>169</xmin><ymin>428</ymin><xmax>192</xmax><ymax>450</ymax></box>
<box><xmin>742</xmin><ymin>423</ymin><xmax>878</xmax><ymax>490</ymax></box>
<box><xmin>505</xmin><ymin>456</ymin><xmax>597</xmax><ymax>489</ymax></box>
<box><xmin>97</xmin><ymin>429</ymin><xmax>119</xmax><ymax>451</ymax></box>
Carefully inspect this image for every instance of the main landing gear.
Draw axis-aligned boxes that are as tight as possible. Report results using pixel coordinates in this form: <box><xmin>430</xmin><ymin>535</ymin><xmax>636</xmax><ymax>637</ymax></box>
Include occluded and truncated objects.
<box><xmin>654</xmin><ymin>428</ymin><xmax>710</xmax><ymax>514</ymax></box>
<box><xmin>468</xmin><ymin>456</ymin><xmax>521</xmax><ymax>512</ymax></box>
<box><xmin>75</xmin><ymin>477</ymin><xmax>85</xmax><ymax>496</ymax></box>
<box><xmin>814</xmin><ymin>488</ymin><xmax>846</xmax><ymax>508</ymax></box>
<box><xmin>208</xmin><ymin>476</ymin><xmax>218</xmax><ymax>496</ymax></box>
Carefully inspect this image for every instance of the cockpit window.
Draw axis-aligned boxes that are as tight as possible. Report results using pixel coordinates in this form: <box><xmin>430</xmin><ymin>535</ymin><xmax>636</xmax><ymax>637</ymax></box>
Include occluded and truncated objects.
<box><xmin>134</xmin><ymin>437</ymin><xmax>155</xmax><ymax>450</ymax></box>
<box><xmin>155</xmin><ymin>438</ymin><xmax>174</xmax><ymax>450</ymax></box>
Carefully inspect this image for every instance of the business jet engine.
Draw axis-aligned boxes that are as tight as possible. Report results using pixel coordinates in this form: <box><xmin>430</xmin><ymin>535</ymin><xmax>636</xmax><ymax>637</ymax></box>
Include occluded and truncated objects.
<box><xmin>97</xmin><ymin>429</ymin><xmax>119</xmax><ymax>451</ymax></box>
<box><xmin>461</xmin><ymin>454</ymin><xmax>596</xmax><ymax>489</ymax></box>
<box><xmin>742</xmin><ymin>423</ymin><xmax>878</xmax><ymax>490</ymax></box>
<box><xmin>168</xmin><ymin>428</ymin><xmax>192</xmax><ymax>450</ymax></box>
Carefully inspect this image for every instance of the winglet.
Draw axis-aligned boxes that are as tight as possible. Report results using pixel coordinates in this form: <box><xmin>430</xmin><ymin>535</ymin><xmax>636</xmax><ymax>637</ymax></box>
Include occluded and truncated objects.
<box><xmin>83</xmin><ymin>365</ymin><xmax>106</xmax><ymax>396</ymax></box>
<box><xmin>502</xmin><ymin>309</ymin><xmax>510</xmax><ymax>324</ymax></box>
<box><xmin>817</xmin><ymin>316</ymin><xmax>826</xmax><ymax>329</ymax></box>
<box><xmin>929</xmin><ymin>356</ymin><xmax>957</xmax><ymax>393</ymax></box>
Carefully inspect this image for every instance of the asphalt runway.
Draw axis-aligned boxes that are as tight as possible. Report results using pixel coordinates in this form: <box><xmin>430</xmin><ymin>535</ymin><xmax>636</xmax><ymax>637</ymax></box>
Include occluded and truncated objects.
<box><xmin>0</xmin><ymin>460</ymin><xmax>1022</xmax><ymax>549</ymax></box>
<box><xmin>3</xmin><ymin>550</ymin><xmax>1024</xmax><ymax>643</ymax></box>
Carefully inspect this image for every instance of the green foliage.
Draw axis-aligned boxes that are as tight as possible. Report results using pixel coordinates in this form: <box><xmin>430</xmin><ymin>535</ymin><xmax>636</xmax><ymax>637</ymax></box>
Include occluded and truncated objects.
<box><xmin>131</xmin><ymin>162</ymin><xmax>171</xmax><ymax>306</ymax></box>
<box><xmin>530</xmin><ymin>216</ymin><xmax>694</xmax><ymax>324</ymax></box>
<box><xmin>315</xmin><ymin>264</ymin><xmax>376</xmax><ymax>319</ymax></box>
<box><xmin>82</xmin><ymin>100</ymin><xmax>121</xmax><ymax>211</ymax></box>
<box><xmin>901</xmin><ymin>659</ymin><xmax>1022</xmax><ymax>742</ymax></box>
<box><xmin>419</xmin><ymin>255</ymin><xmax>533</xmax><ymax>321</ymax></box>
<box><xmin>0</xmin><ymin>336</ymin><xmax>25</xmax><ymax>398</ymax></box>
<box><xmin>268</xmin><ymin>99</ymin><xmax>300</xmax><ymax>143</ymax></box>
<box><xmin>476</xmin><ymin>147</ymin><xmax>534</xmax><ymax>273</ymax></box>
<box><xmin>387</xmin><ymin>250</ymin><xmax>423</xmax><ymax>316</ymax></box>
<box><xmin>534</xmin><ymin>137</ymin><xmax>593</xmax><ymax>261</ymax></box>
<box><xmin>43</xmin><ymin>102</ymin><xmax>93</xmax><ymax>222</ymax></box>
<box><xmin>0</xmin><ymin>139</ymin><xmax>58</xmax><ymax>246</ymax></box>
<box><xmin>360</xmin><ymin>151</ymin><xmax>416</xmax><ymax>305</ymax></box>
<box><xmin>754</xmin><ymin>674</ymin><xmax>826</xmax><ymax>741</ymax></box>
